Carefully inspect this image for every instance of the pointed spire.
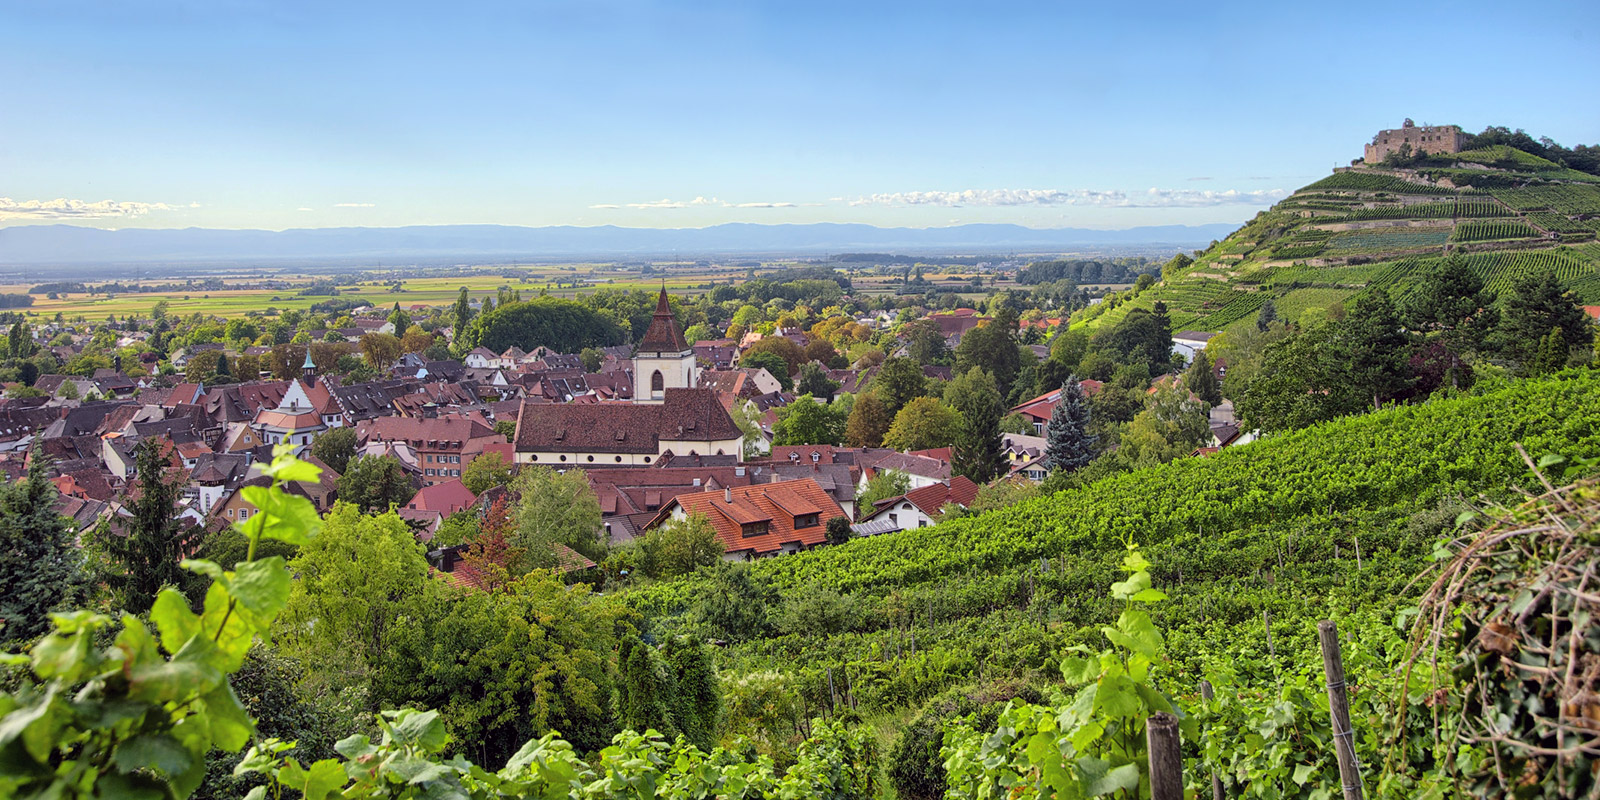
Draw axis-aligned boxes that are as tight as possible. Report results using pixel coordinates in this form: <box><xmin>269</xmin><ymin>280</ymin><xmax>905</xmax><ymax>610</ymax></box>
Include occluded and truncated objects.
<box><xmin>654</xmin><ymin>286</ymin><xmax>671</xmax><ymax>315</ymax></box>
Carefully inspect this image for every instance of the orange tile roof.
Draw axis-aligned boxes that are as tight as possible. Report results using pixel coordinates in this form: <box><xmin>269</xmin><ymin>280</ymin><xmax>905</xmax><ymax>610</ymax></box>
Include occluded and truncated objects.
<box><xmin>649</xmin><ymin>478</ymin><xmax>844</xmax><ymax>557</ymax></box>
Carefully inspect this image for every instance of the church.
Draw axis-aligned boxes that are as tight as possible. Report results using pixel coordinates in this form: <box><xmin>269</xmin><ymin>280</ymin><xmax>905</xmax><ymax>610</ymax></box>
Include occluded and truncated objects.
<box><xmin>511</xmin><ymin>288</ymin><xmax>743</xmax><ymax>466</ymax></box>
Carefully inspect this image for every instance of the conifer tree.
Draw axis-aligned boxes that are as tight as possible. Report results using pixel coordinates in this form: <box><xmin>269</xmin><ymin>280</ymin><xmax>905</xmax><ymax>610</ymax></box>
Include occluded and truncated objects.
<box><xmin>0</xmin><ymin>459</ymin><xmax>86</xmax><ymax>647</ymax></box>
<box><xmin>618</xmin><ymin>639</ymin><xmax>675</xmax><ymax>736</ymax></box>
<box><xmin>1496</xmin><ymin>267</ymin><xmax>1592</xmax><ymax>370</ymax></box>
<box><xmin>452</xmin><ymin>287</ymin><xmax>474</xmax><ymax>335</ymax></box>
<box><xmin>1532</xmin><ymin>327</ymin><xmax>1570</xmax><ymax>375</ymax></box>
<box><xmin>1184</xmin><ymin>350</ymin><xmax>1223</xmax><ymax>406</ymax></box>
<box><xmin>947</xmin><ymin>368</ymin><xmax>1006</xmax><ymax>484</ymax></box>
<box><xmin>661</xmin><ymin>637</ymin><xmax>719</xmax><ymax>750</ymax></box>
<box><xmin>1041</xmin><ymin>376</ymin><xmax>1096</xmax><ymax>474</ymax></box>
<box><xmin>96</xmin><ymin>438</ymin><xmax>198</xmax><ymax>613</ymax></box>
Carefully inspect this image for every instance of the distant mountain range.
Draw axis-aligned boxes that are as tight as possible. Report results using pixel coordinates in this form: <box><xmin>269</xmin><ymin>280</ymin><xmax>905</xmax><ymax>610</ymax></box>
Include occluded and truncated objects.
<box><xmin>0</xmin><ymin>222</ymin><xmax>1238</xmax><ymax>266</ymax></box>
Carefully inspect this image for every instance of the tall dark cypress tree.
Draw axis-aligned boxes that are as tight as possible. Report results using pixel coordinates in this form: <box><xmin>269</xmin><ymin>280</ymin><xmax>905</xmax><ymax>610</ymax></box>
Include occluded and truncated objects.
<box><xmin>619</xmin><ymin>641</ymin><xmax>675</xmax><ymax>736</ymax></box>
<box><xmin>1496</xmin><ymin>268</ymin><xmax>1592</xmax><ymax>370</ymax></box>
<box><xmin>1041</xmin><ymin>376</ymin><xmax>1096</xmax><ymax>474</ymax></box>
<box><xmin>0</xmin><ymin>459</ymin><xmax>86</xmax><ymax>647</ymax></box>
<box><xmin>661</xmin><ymin>637</ymin><xmax>720</xmax><ymax>750</ymax></box>
<box><xmin>97</xmin><ymin>438</ymin><xmax>198</xmax><ymax>613</ymax></box>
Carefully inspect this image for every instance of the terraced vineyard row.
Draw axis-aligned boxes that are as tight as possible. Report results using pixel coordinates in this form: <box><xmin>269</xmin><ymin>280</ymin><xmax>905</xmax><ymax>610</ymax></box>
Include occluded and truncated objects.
<box><xmin>1528</xmin><ymin>212</ymin><xmax>1593</xmax><ymax>234</ymax></box>
<box><xmin>1451</xmin><ymin>219</ymin><xmax>1543</xmax><ymax>242</ymax></box>
<box><xmin>1188</xmin><ymin>289</ymin><xmax>1265</xmax><ymax>329</ymax></box>
<box><xmin>1492</xmin><ymin>184</ymin><xmax>1600</xmax><ymax>214</ymax></box>
<box><xmin>1459</xmin><ymin>248</ymin><xmax>1600</xmax><ymax>297</ymax></box>
<box><xmin>1300</xmin><ymin>171</ymin><xmax>1455</xmax><ymax>194</ymax></box>
<box><xmin>1323</xmin><ymin>227</ymin><xmax>1450</xmax><ymax>255</ymax></box>
<box><xmin>1338</xmin><ymin>199</ymin><xmax>1510</xmax><ymax>221</ymax></box>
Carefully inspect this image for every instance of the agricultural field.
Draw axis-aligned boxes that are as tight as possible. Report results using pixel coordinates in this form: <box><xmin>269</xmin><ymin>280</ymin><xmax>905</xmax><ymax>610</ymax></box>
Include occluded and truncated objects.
<box><xmin>1298</xmin><ymin>171</ymin><xmax>1454</xmax><ymax>194</ymax></box>
<box><xmin>1271</xmin><ymin>286</ymin><xmax>1356</xmax><ymax>325</ymax></box>
<box><xmin>1492</xmin><ymin>184</ymin><xmax>1600</xmax><ymax>214</ymax></box>
<box><xmin>0</xmin><ymin>264</ymin><xmax>762</xmax><ymax>320</ymax></box>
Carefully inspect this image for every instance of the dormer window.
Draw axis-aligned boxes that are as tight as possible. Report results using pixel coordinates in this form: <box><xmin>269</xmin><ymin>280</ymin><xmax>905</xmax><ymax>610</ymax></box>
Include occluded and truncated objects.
<box><xmin>795</xmin><ymin>513</ymin><xmax>819</xmax><ymax>529</ymax></box>
<box><xmin>740</xmin><ymin>521</ymin><xmax>769</xmax><ymax>537</ymax></box>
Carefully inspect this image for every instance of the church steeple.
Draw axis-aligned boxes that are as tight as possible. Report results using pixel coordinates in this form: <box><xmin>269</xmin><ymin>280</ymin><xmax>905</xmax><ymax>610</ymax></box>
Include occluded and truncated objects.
<box><xmin>633</xmin><ymin>287</ymin><xmax>697</xmax><ymax>403</ymax></box>
<box><xmin>302</xmin><ymin>349</ymin><xmax>317</xmax><ymax>384</ymax></box>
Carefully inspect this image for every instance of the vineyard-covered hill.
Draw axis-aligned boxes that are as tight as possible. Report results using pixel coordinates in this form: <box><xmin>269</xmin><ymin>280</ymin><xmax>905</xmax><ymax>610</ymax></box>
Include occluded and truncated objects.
<box><xmin>1079</xmin><ymin>144</ymin><xmax>1600</xmax><ymax>333</ymax></box>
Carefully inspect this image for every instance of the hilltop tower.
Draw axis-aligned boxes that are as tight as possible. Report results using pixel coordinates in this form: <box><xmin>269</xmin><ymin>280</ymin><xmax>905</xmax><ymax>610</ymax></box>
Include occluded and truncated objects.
<box><xmin>633</xmin><ymin>288</ymin><xmax>698</xmax><ymax>403</ymax></box>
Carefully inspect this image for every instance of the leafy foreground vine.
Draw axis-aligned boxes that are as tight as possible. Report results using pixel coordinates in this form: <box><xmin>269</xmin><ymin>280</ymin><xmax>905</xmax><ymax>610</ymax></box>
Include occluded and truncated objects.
<box><xmin>0</xmin><ymin>444</ymin><xmax>880</xmax><ymax>800</ymax></box>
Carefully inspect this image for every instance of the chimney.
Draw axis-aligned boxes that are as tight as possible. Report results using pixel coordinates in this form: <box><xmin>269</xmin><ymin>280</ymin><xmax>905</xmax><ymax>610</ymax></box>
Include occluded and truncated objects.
<box><xmin>724</xmin><ymin>487</ymin><xmax>733</xmax><ymax>503</ymax></box>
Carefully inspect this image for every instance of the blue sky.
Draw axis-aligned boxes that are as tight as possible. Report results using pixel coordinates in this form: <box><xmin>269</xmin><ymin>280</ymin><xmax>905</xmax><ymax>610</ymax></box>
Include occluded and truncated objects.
<box><xmin>3</xmin><ymin>0</ymin><xmax>1596</xmax><ymax>231</ymax></box>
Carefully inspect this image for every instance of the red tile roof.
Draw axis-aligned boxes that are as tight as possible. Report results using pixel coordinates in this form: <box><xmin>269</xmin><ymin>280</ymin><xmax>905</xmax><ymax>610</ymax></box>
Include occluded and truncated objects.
<box><xmin>648</xmin><ymin>478</ymin><xmax>844</xmax><ymax>557</ymax></box>
<box><xmin>1009</xmin><ymin>381</ymin><xmax>1104</xmax><ymax>420</ymax></box>
<box><xmin>513</xmin><ymin>388</ymin><xmax>741</xmax><ymax>456</ymax></box>
<box><xmin>902</xmin><ymin>475</ymin><xmax>980</xmax><ymax>515</ymax></box>
<box><xmin>406</xmin><ymin>479</ymin><xmax>478</xmax><ymax>515</ymax></box>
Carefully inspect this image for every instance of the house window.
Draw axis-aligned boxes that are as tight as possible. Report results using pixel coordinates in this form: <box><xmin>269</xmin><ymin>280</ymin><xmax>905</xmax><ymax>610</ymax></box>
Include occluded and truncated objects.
<box><xmin>741</xmin><ymin>521</ymin><xmax>769</xmax><ymax>537</ymax></box>
<box><xmin>426</xmin><ymin>468</ymin><xmax>435</xmax><ymax>476</ymax></box>
<box><xmin>795</xmin><ymin>513</ymin><xmax>819</xmax><ymax>529</ymax></box>
<box><xmin>650</xmin><ymin>370</ymin><xmax>664</xmax><ymax>398</ymax></box>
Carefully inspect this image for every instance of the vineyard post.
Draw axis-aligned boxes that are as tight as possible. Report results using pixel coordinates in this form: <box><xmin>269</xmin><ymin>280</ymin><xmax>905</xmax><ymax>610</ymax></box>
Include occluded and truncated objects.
<box><xmin>1318</xmin><ymin>620</ymin><xmax>1364</xmax><ymax>800</ymax></box>
<box><xmin>827</xmin><ymin>667</ymin><xmax>837</xmax><ymax>714</ymax></box>
<box><xmin>1264</xmin><ymin>610</ymin><xmax>1275</xmax><ymax>657</ymax></box>
<box><xmin>1199</xmin><ymin>680</ymin><xmax>1224</xmax><ymax>800</ymax></box>
<box><xmin>1146</xmin><ymin>711</ymin><xmax>1183</xmax><ymax>800</ymax></box>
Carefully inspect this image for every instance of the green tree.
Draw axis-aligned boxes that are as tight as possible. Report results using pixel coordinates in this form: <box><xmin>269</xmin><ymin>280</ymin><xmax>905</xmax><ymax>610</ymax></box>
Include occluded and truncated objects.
<box><xmin>461</xmin><ymin>451</ymin><xmax>512</xmax><ymax>495</ymax></box>
<box><xmin>279</xmin><ymin>503</ymin><xmax>432</xmax><ymax>697</ymax></box>
<box><xmin>1041</xmin><ymin>377</ymin><xmax>1096</xmax><ymax>474</ymax></box>
<box><xmin>94</xmin><ymin>438</ymin><xmax>198</xmax><ymax>613</ymax></box>
<box><xmin>377</xmin><ymin>573</ymin><xmax>621</xmax><ymax>760</ymax></box>
<box><xmin>825</xmin><ymin>515</ymin><xmax>853</xmax><ymax>546</ymax></box>
<box><xmin>579</xmin><ymin>346</ymin><xmax>604</xmax><ymax>372</ymax></box>
<box><xmin>661</xmin><ymin>636</ymin><xmax>720</xmax><ymax>751</ymax></box>
<box><xmin>1256</xmin><ymin>298</ymin><xmax>1279</xmax><ymax>331</ymax></box>
<box><xmin>882</xmin><ymin>396</ymin><xmax>961</xmax><ymax>452</ymax></box>
<box><xmin>1496</xmin><ymin>267</ymin><xmax>1592</xmax><ymax>370</ymax></box>
<box><xmin>494</xmin><ymin>419</ymin><xmax>516</xmax><ymax>442</ymax></box>
<box><xmin>359</xmin><ymin>332</ymin><xmax>403</xmax><ymax>371</ymax></box>
<box><xmin>1531</xmin><ymin>326</ymin><xmax>1571</xmax><ymax>375</ymax></box>
<box><xmin>857</xmin><ymin>469</ymin><xmax>910</xmax><ymax>516</ymax></box>
<box><xmin>872</xmin><ymin>356</ymin><xmax>928</xmax><ymax>416</ymax></box>
<box><xmin>742</xmin><ymin>350</ymin><xmax>793</xmax><ymax>391</ymax></box>
<box><xmin>1236</xmin><ymin>323</ymin><xmax>1366</xmax><ymax>433</ymax></box>
<box><xmin>387</xmin><ymin>307</ymin><xmax>411</xmax><ymax>336</ymax></box>
<box><xmin>1112</xmin><ymin>383</ymin><xmax>1212</xmax><ymax>468</ymax></box>
<box><xmin>901</xmin><ymin>318</ymin><xmax>950</xmax><ymax>364</ymax></box>
<box><xmin>336</xmin><ymin>454</ymin><xmax>413</xmax><ymax>514</ymax></box>
<box><xmin>637</xmin><ymin>512</ymin><xmax>724</xmax><ymax>577</ymax></box>
<box><xmin>795</xmin><ymin>362</ymin><xmax>840</xmax><ymax>401</ymax></box>
<box><xmin>0</xmin><ymin>460</ymin><xmax>86</xmax><ymax>646</ymax></box>
<box><xmin>695</xmin><ymin>561</ymin><xmax>771</xmax><ymax>642</ymax></box>
<box><xmin>452</xmin><ymin>287</ymin><xmax>474</xmax><ymax>336</ymax></box>
<box><xmin>8</xmin><ymin>320</ymin><xmax>33</xmax><ymax>359</ymax></box>
<box><xmin>845</xmin><ymin>392</ymin><xmax>892</xmax><ymax>447</ymax></box>
<box><xmin>618</xmin><ymin>639</ymin><xmax>674</xmax><ymax>737</ymax></box>
<box><xmin>954</xmin><ymin>318</ymin><xmax>1021</xmax><ymax>396</ymax></box>
<box><xmin>309</xmin><ymin>426</ymin><xmax>359</xmax><ymax>474</ymax></box>
<box><xmin>946</xmin><ymin>368</ymin><xmax>1006</xmax><ymax>483</ymax></box>
<box><xmin>773</xmin><ymin>394</ymin><xmax>847</xmax><ymax>446</ymax></box>
<box><xmin>1184</xmin><ymin>350</ymin><xmax>1223</xmax><ymax>405</ymax></box>
<box><xmin>1343</xmin><ymin>288</ymin><xmax>1414</xmax><ymax>410</ymax></box>
<box><xmin>511</xmin><ymin>465</ymin><xmax>604</xmax><ymax>569</ymax></box>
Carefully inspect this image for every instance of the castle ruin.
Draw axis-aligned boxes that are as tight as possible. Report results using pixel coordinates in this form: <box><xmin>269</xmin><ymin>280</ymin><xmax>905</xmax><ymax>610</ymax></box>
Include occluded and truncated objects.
<box><xmin>1363</xmin><ymin>119</ymin><xmax>1468</xmax><ymax>163</ymax></box>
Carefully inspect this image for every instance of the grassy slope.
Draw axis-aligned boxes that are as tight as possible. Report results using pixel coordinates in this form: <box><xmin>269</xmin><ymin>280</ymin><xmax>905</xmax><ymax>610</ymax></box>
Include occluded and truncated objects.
<box><xmin>624</xmin><ymin>371</ymin><xmax>1600</xmax><ymax>711</ymax></box>
<box><xmin>1079</xmin><ymin>147</ymin><xmax>1600</xmax><ymax>332</ymax></box>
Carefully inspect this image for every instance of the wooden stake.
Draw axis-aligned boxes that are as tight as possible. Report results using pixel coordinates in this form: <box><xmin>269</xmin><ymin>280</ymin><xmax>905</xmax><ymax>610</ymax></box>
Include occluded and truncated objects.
<box><xmin>1199</xmin><ymin>681</ymin><xmax>1224</xmax><ymax>800</ymax></box>
<box><xmin>1264</xmin><ymin>610</ymin><xmax>1275</xmax><ymax>657</ymax></box>
<box><xmin>1318</xmin><ymin>620</ymin><xmax>1364</xmax><ymax>800</ymax></box>
<box><xmin>1146</xmin><ymin>712</ymin><xmax>1183</xmax><ymax>800</ymax></box>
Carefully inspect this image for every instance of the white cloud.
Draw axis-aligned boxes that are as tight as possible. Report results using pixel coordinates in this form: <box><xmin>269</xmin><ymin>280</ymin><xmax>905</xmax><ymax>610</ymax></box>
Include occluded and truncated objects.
<box><xmin>333</xmin><ymin>202</ymin><xmax>375</xmax><ymax>208</ymax></box>
<box><xmin>297</xmin><ymin>207</ymin><xmax>315</xmax><ymax>212</ymax></box>
<box><xmin>0</xmin><ymin>197</ymin><xmax>174</xmax><ymax>221</ymax></box>
<box><xmin>587</xmin><ymin>203</ymin><xmax>621</xmax><ymax>209</ymax></box>
<box><xmin>847</xmin><ymin>187</ymin><xmax>1288</xmax><ymax>208</ymax></box>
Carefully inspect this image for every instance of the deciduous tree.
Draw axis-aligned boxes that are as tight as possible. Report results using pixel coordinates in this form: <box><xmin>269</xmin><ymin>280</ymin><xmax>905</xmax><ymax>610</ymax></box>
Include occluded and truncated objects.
<box><xmin>882</xmin><ymin>396</ymin><xmax>961</xmax><ymax>452</ymax></box>
<box><xmin>336</xmin><ymin>454</ymin><xmax>413</xmax><ymax>513</ymax></box>
<box><xmin>845</xmin><ymin>392</ymin><xmax>892</xmax><ymax>447</ymax></box>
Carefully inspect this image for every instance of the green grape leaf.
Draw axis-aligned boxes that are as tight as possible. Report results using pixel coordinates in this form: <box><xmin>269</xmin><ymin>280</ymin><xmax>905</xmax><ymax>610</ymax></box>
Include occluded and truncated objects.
<box><xmin>389</xmin><ymin>709</ymin><xmax>449</xmax><ymax>752</ymax></box>
<box><xmin>1293</xmin><ymin>763</ymin><xmax>1316</xmax><ymax>785</ymax></box>
<box><xmin>1129</xmin><ymin>587</ymin><xmax>1168</xmax><ymax>604</ymax></box>
<box><xmin>150</xmin><ymin>590</ymin><xmax>202</xmax><ymax>656</ymax></box>
<box><xmin>1081</xmin><ymin>759</ymin><xmax>1139</xmax><ymax>797</ymax></box>
<box><xmin>113</xmin><ymin>734</ymin><xmax>193</xmax><ymax>776</ymax></box>
<box><xmin>238</xmin><ymin>486</ymin><xmax>323</xmax><ymax>546</ymax></box>
<box><xmin>1060</xmin><ymin>656</ymin><xmax>1100</xmax><ymax>687</ymax></box>
<box><xmin>279</xmin><ymin>759</ymin><xmax>348</xmax><ymax>800</ymax></box>
<box><xmin>228</xmin><ymin>557</ymin><xmax>292</xmax><ymax>622</ymax></box>
<box><xmin>262</xmin><ymin>454</ymin><xmax>323</xmax><ymax>484</ymax></box>
<box><xmin>203</xmin><ymin>682</ymin><xmax>254</xmax><ymax>752</ymax></box>
<box><xmin>1109</xmin><ymin>570</ymin><xmax>1151</xmax><ymax>601</ymax></box>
